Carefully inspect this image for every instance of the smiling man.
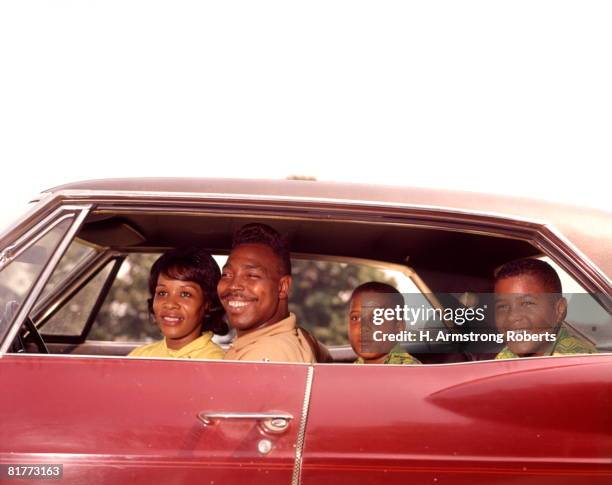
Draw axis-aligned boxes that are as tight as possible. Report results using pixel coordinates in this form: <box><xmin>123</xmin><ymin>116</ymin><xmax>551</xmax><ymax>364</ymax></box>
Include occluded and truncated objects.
<box><xmin>219</xmin><ymin>223</ymin><xmax>316</xmax><ymax>363</ymax></box>
<box><xmin>494</xmin><ymin>258</ymin><xmax>596</xmax><ymax>359</ymax></box>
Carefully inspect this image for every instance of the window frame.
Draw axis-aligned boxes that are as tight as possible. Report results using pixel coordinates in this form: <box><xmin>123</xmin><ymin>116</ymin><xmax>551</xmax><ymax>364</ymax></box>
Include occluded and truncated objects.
<box><xmin>2</xmin><ymin>196</ymin><xmax>609</xmax><ymax>361</ymax></box>
<box><xmin>0</xmin><ymin>204</ymin><xmax>92</xmax><ymax>354</ymax></box>
<box><xmin>37</xmin><ymin>256</ymin><xmax>124</xmax><ymax>343</ymax></box>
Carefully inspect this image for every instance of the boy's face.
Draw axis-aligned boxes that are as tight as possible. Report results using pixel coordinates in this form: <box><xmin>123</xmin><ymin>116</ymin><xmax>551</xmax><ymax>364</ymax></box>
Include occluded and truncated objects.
<box><xmin>494</xmin><ymin>274</ymin><xmax>566</xmax><ymax>356</ymax></box>
<box><xmin>153</xmin><ymin>272</ymin><xmax>208</xmax><ymax>350</ymax></box>
<box><xmin>348</xmin><ymin>291</ymin><xmax>401</xmax><ymax>360</ymax></box>
<box><xmin>218</xmin><ymin>243</ymin><xmax>291</xmax><ymax>334</ymax></box>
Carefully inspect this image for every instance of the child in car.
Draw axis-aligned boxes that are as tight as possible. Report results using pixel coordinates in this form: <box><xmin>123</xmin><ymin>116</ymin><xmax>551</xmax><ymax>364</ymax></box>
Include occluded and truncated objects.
<box><xmin>129</xmin><ymin>247</ymin><xmax>228</xmax><ymax>359</ymax></box>
<box><xmin>348</xmin><ymin>282</ymin><xmax>420</xmax><ymax>365</ymax></box>
<box><xmin>494</xmin><ymin>258</ymin><xmax>596</xmax><ymax>359</ymax></box>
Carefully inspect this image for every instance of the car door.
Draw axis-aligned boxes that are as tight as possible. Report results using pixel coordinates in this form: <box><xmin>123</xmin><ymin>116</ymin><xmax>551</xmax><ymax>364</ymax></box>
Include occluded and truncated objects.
<box><xmin>1</xmin><ymin>355</ymin><xmax>310</xmax><ymax>484</ymax></box>
<box><xmin>0</xmin><ymin>204</ymin><xmax>309</xmax><ymax>484</ymax></box>
<box><xmin>301</xmin><ymin>356</ymin><xmax>612</xmax><ymax>484</ymax></box>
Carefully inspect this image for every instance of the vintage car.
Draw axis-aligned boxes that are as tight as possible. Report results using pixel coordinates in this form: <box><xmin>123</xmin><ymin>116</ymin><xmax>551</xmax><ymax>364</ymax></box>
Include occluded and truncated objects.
<box><xmin>0</xmin><ymin>178</ymin><xmax>610</xmax><ymax>484</ymax></box>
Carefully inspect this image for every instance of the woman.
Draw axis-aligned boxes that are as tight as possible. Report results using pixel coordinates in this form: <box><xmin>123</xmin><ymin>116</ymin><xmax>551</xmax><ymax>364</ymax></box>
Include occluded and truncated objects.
<box><xmin>129</xmin><ymin>247</ymin><xmax>228</xmax><ymax>359</ymax></box>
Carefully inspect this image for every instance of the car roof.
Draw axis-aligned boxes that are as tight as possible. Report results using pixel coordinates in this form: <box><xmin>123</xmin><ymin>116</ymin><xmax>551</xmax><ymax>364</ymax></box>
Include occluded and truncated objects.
<box><xmin>42</xmin><ymin>178</ymin><xmax>611</xmax><ymax>279</ymax></box>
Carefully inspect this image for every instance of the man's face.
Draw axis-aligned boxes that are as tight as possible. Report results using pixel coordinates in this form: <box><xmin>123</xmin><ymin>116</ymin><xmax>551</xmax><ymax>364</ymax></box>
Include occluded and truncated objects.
<box><xmin>348</xmin><ymin>291</ymin><xmax>399</xmax><ymax>360</ymax></box>
<box><xmin>218</xmin><ymin>243</ymin><xmax>291</xmax><ymax>334</ymax></box>
<box><xmin>494</xmin><ymin>274</ymin><xmax>566</xmax><ymax>356</ymax></box>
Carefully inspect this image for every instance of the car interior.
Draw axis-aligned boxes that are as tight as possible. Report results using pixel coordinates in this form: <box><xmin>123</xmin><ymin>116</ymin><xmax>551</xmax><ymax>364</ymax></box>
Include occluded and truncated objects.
<box><xmin>5</xmin><ymin>208</ymin><xmax>609</xmax><ymax>362</ymax></box>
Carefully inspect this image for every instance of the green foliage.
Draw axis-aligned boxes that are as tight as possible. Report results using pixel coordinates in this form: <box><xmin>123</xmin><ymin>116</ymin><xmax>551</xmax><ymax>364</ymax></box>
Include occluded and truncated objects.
<box><xmin>90</xmin><ymin>253</ymin><xmax>162</xmax><ymax>342</ymax></box>
<box><xmin>39</xmin><ymin>245</ymin><xmax>399</xmax><ymax>347</ymax></box>
<box><xmin>290</xmin><ymin>259</ymin><xmax>397</xmax><ymax>346</ymax></box>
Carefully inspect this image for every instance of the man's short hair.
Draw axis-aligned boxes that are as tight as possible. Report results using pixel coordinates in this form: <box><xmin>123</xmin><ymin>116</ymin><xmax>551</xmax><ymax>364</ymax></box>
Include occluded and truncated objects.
<box><xmin>232</xmin><ymin>223</ymin><xmax>291</xmax><ymax>276</ymax></box>
<box><xmin>494</xmin><ymin>258</ymin><xmax>562</xmax><ymax>294</ymax></box>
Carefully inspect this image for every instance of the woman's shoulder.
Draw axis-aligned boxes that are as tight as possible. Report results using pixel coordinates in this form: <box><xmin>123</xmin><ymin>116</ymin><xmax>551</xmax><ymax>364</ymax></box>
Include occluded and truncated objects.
<box><xmin>128</xmin><ymin>340</ymin><xmax>165</xmax><ymax>357</ymax></box>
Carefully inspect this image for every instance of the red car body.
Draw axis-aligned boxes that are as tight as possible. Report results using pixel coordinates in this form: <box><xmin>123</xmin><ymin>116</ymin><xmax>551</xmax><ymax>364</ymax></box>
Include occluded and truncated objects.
<box><xmin>0</xmin><ymin>178</ymin><xmax>610</xmax><ymax>484</ymax></box>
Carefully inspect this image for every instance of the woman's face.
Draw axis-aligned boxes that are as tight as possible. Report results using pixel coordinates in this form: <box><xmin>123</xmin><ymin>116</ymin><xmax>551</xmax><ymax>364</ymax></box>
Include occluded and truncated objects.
<box><xmin>152</xmin><ymin>272</ymin><xmax>209</xmax><ymax>350</ymax></box>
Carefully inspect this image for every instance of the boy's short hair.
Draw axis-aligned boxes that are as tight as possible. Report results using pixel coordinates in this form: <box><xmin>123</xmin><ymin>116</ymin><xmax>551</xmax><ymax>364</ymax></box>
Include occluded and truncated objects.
<box><xmin>352</xmin><ymin>281</ymin><xmax>404</xmax><ymax>307</ymax></box>
<box><xmin>494</xmin><ymin>258</ymin><xmax>562</xmax><ymax>295</ymax></box>
<box><xmin>148</xmin><ymin>247</ymin><xmax>228</xmax><ymax>335</ymax></box>
<box><xmin>232</xmin><ymin>223</ymin><xmax>291</xmax><ymax>276</ymax></box>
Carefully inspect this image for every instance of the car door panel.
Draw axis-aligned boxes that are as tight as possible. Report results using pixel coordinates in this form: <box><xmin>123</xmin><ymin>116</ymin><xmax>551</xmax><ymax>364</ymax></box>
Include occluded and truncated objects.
<box><xmin>0</xmin><ymin>355</ymin><xmax>308</xmax><ymax>484</ymax></box>
<box><xmin>302</xmin><ymin>356</ymin><xmax>612</xmax><ymax>484</ymax></box>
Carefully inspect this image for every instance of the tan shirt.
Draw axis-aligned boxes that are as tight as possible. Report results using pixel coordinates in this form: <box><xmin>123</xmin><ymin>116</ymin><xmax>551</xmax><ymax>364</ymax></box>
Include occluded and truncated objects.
<box><xmin>224</xmin><ymin>313</ymin><xmax>316</xmax><ymax>363</ymax></box>
<box><xmin>128</xmin><ymin>332</ymin><xmax>225</xmax><ymax>360</ymax></box>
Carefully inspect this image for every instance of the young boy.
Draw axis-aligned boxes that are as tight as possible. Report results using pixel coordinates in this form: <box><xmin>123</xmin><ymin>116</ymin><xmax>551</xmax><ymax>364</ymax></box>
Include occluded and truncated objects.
<box><xmin>494</xmin><ymin>258</ymin><xmax>596</xmax><ymax>359</ymax></box>
<box><xmin>348</xmin><ymin>282</ymin><xmax>420</xmax><ymax>365</ymax></box>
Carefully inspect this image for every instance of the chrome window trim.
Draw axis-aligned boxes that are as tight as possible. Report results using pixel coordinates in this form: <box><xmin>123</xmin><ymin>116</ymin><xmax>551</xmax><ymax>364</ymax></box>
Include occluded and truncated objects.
<box><xmin>0</xmin><ymin>206</ymin><xmax>92</xmax><ymax>354</ymax></box>
<box><xmin>292</xmin><ymin>365</ymin><xmax>314</xmax><ymax>485</ymax></box>
<box><xmin>2</xmin><ymin>349</ymin><xmax>611</xmax><ymax>364</ymax></box>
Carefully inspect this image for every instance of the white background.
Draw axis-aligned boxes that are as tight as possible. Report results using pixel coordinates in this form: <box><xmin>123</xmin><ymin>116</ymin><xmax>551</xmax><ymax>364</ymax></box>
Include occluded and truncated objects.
<box><xmin>1</xmin><ymin>0</ymin><xmax>610</xmax><ymax>230</ymax></box>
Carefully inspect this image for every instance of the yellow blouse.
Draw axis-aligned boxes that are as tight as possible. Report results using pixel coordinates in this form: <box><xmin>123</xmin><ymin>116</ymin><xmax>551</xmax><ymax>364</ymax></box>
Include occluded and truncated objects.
<box><xmin>128</xmin><ymin>332</ymin><xmax>225</xmax><ymax>359</ymax></box>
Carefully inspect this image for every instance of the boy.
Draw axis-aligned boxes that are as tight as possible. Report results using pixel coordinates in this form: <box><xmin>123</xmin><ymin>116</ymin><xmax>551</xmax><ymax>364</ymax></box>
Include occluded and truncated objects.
<box><xmin>494</xmin><ymin>258</ymin><xmax>596</xmax><ymax>359</ymax></box>
<box><xmin>348</xmin><ymin>282</ymin><xmax>420</xmax><ymax>365</ymax></box>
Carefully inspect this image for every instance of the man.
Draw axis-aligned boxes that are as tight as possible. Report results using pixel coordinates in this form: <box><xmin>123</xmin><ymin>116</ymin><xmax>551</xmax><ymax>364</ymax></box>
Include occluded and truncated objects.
<box><xmin>494</xmin><ymin>258</ymin><xmax>596</xmax><ymax>359</ymax></box>
<box><xmin>219</xmin><ymin>223</ymin><xmax>316</xmax><ymax>363</ymax></box>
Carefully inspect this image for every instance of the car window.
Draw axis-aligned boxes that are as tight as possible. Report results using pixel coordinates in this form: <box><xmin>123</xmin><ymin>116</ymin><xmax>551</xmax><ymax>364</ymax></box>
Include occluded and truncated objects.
<box><xmin>0</xmin><ymin>217</ymin><xmax>74</xmax><ymax>340</ymax></box>
<box><xmin>538</xmin><ymin>256</ymin><xmax>612</xmax><ymax>353</ymax></box>
<box><xmin>83</xmin><ymin>253</ymin><xmax>431</xmax><ymax>347</ymax></box>
<box><xmin>90</xmin><ymin>253</ymin><xmax>162</xmax><ymax>342</ymax></box>
<box><xmin>39</xmin><ymin>239</ymin><xmax>96</xmax><ymax>301</ymax></box>
<box><xmin>290</xmin><ymin>258</ymin><xmax>431</xmax><ymax>346</ymax></box>
<box><xmin>7</xmin><ymin>213</ymin><xmax>608</xmax><ymax>363</ymax></box>
<box><xmin>40</xmin><ymin>261</ymin><xmax>115</xmax><ymax>337</ymax></box>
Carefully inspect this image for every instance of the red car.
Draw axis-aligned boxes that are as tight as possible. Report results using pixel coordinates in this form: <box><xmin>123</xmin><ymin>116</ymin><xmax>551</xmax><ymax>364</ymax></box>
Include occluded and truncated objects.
<box><xmin>0</xmin><ymin>178</ymin><xmax>610</xmax><ymax>484</ymax></box>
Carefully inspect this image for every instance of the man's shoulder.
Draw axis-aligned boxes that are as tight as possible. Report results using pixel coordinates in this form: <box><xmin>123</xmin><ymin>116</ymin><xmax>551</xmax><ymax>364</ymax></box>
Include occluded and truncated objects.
<box><xmin>238</xmin><ymin>329</ymin><xmax>315</xmax><ymax>363</ymax></box>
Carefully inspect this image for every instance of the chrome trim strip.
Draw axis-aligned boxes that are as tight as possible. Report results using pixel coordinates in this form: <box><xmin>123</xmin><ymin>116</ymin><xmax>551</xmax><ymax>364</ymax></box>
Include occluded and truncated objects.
<box><xmin>2</xmin><ymin>349</ymin><xmax>611</xmax><ymax>363</ymax></box>
<box><xmin>197</xmin><ymin>412</ymin><xmax>293</xmax><ymax>430</ymax></box>
<box><xmin>292</xmin><ymin>365</ymin><xmax>314</xmax><ymax>485</ymax></box>
<box><xmin>51</xmin><ymin>188</ymin><xmax>551</xmax><ymax>225</ymax></box>
<box><xmin>0</xmin><ymin>207</ymin><xmax>91</xmax><ymax>354</ymax></box>
<box><xmin>40</xmin><ymin>187</ymin><xmax>612</xmax><ymax>285</ymax></box>
<box><xmin>198</xmin><ymin>412</ymin><xmax>293</xmax><ymax>421</ymax></box>
<box><xmin>535</xmin><ymin>225</ymin><xmax>611</xmax><ymax>294</ymax></box>
<box><xmin>0</xmin><ymin>212</ymin><xmax>75</xmax><ymax>272</ymax></box>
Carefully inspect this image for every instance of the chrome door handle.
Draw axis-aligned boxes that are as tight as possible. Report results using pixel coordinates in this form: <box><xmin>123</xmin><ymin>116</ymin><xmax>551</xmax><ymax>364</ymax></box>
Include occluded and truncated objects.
<box><xmin>197</xmin><ymin>411</ymin><xmax>293</xmax><ymax>433</ymax></box>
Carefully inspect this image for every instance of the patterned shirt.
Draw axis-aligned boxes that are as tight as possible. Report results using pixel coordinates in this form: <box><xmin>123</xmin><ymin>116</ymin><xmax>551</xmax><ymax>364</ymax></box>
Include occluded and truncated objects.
<box><xmin>355</xmin><ymin>346</ymin><xmax>421</xmax><ymax>365</ymax></box>
<box><xmin>495</xmin><ymin>326</ymin><xmax>597</xmax><ymax>359</ymax></box>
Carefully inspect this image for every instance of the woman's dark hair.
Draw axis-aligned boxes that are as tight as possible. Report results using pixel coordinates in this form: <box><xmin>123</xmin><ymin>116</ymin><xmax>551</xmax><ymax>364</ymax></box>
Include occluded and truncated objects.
<box><xmin>148</xmin><ymin>247</ymin><xmax>228</xmax><ymax>336</ymax></box>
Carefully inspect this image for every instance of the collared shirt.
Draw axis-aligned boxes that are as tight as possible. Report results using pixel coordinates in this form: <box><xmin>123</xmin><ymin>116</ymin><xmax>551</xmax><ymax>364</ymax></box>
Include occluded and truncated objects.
<box><xmin>354</xmin><ymin>346</ymin><xmax>421</xmax><ymax>365</ymax></box>
<box><xmin>128</xmin><ymin>332</ymin><xmax>225</xmax><ymax>359</ymax></box>
<box><xmin>495</xmin><ymin>325</ymin><xmax>597</xmax><ymax>359</ymax></box>
<box><xmin>224</xmin><ymin>313</ymin><xmax>316</xmax><ymax>363</ymax></box>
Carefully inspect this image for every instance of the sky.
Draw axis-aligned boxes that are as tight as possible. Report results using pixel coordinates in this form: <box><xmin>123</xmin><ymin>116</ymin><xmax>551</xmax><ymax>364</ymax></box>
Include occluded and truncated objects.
<box><xmin>1</xmin><ymin>0</ymin><xmax>610</xmax><ymax>230</ymax></box>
